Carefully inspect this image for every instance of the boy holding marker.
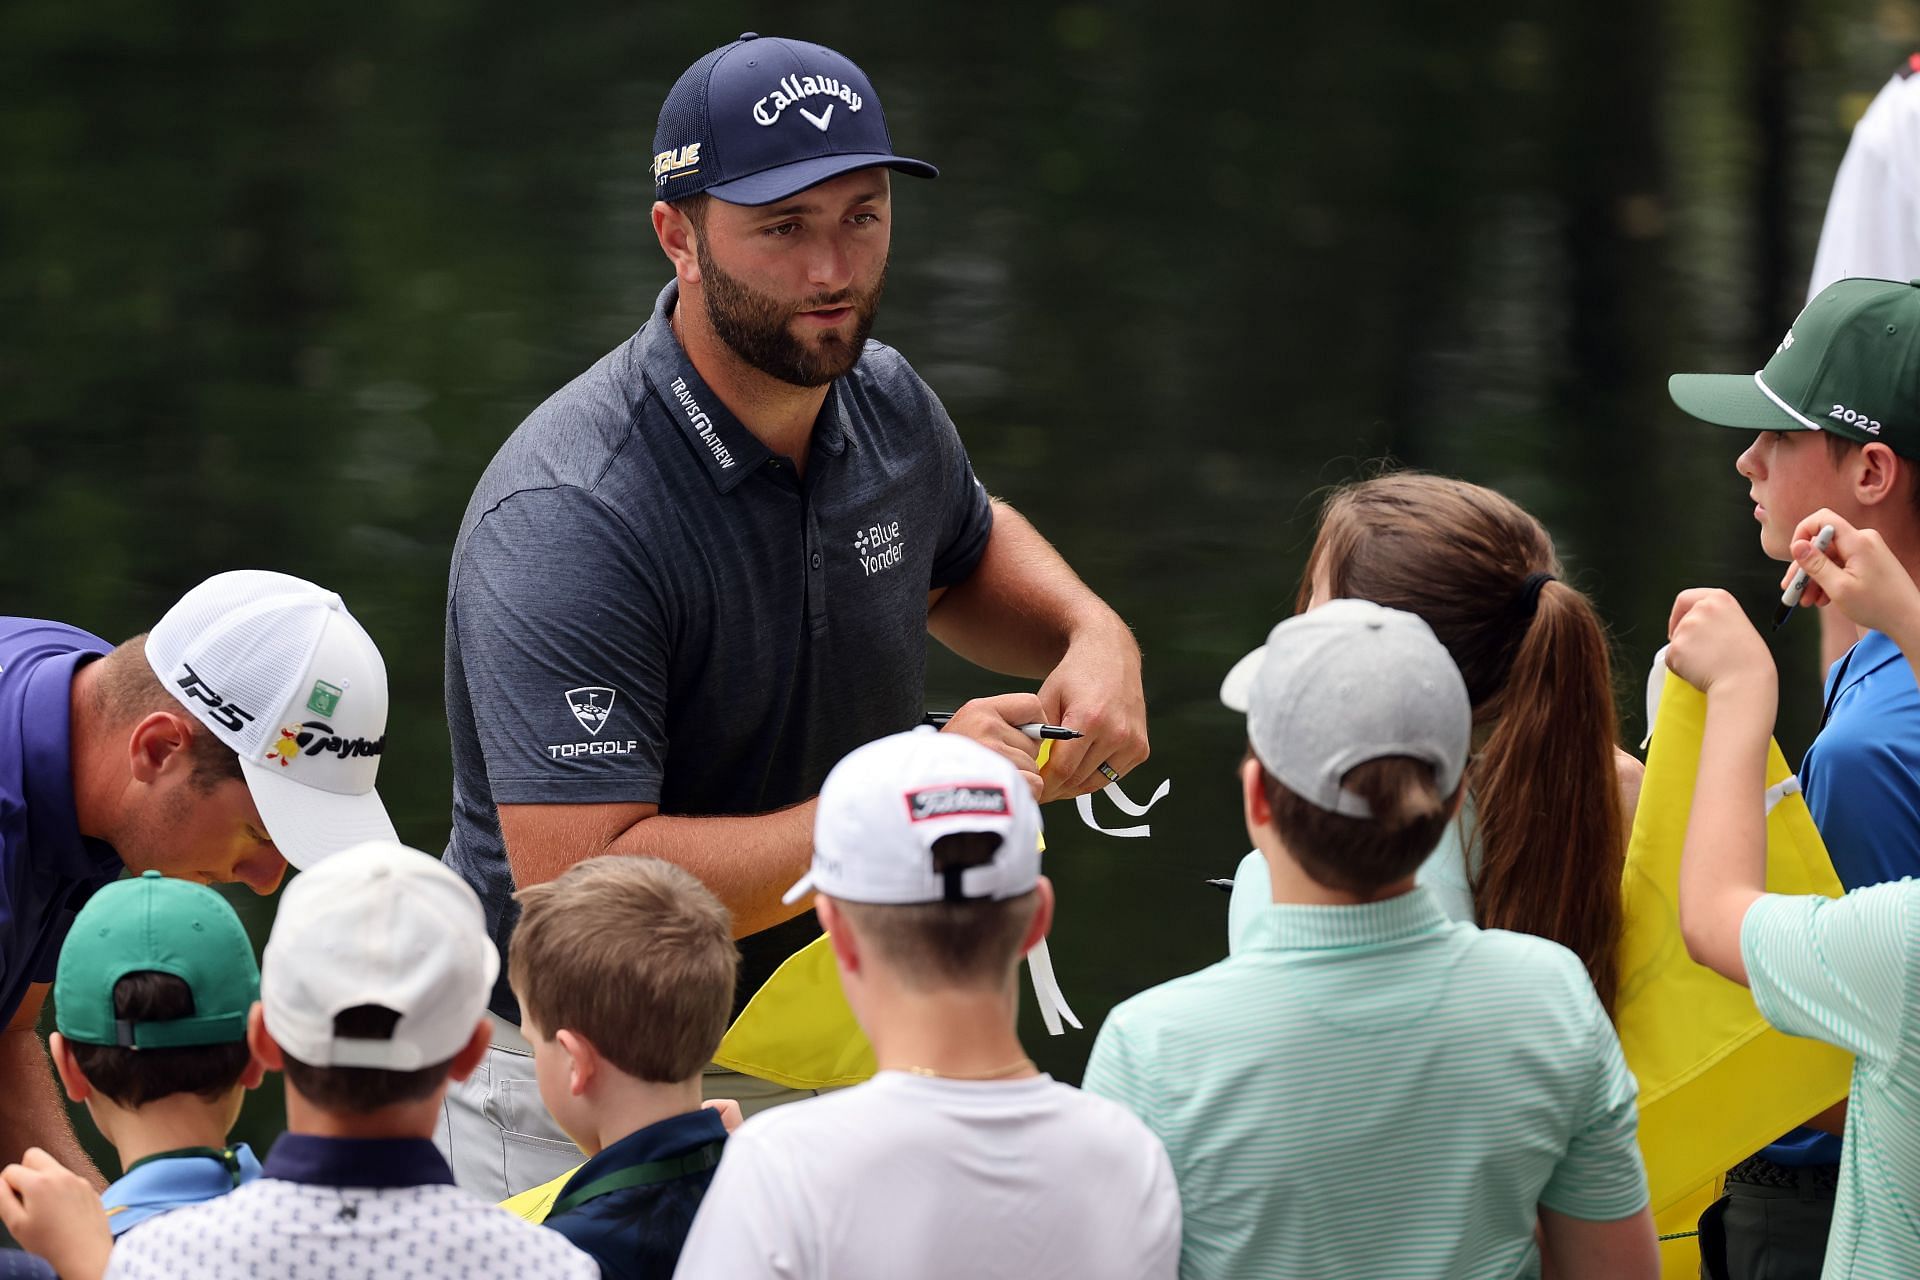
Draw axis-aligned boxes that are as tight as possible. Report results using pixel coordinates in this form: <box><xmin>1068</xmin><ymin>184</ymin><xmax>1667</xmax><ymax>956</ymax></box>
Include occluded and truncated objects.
<box><xmin>508</xmin><ymin>856</ymin><xmax>737</xmax><ymax>1278</ymax></box>
<box><xmin>1668</xmin><ymin>509</ymin><xmax>1920</xmax><ymax>1276</ymax></box>
<box><xmin>0</xmin><ymin>872</ymin><xmax>266</xmax><ymax>1277</ymax></box>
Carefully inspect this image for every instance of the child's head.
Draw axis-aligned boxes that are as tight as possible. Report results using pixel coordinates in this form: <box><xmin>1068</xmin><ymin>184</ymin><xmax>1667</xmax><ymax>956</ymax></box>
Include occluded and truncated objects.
<box><xmin>791</xmin><ymin>731</ymin><xmax>1050</xmax><ymax>1006</ymax></box>
<box><xmin>1223</xmin><ymin>600</ymin><xmax>1471</xmax><ymax>896</ymax></box>
<box><xmin>256</xmin><ymin>842</ymin><xmax>495</xmax><ymax>1120</ymax></box>
<box><xmin>507</xmin><ymin>857</ymin><xmax>736</xmax><ymax>1140</ymax></box>
<box><xmin>1669</xmin><ymin>277</ymin><xmax>1920</xmax><ymax>561</ymax></box>
<box><xmin>51</xmin><ymin>871</ymin><xmax>262</xmax><ymax>1139</ymax></box>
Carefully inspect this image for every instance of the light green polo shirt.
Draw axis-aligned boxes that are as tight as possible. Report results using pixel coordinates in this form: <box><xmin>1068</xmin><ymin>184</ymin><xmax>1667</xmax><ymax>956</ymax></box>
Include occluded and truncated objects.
<box><xmin>1085</xmin><ymin>886</ymin><xmax>1647</xmax><ymax>1280</ymax></box>
<box><xmin>1742</xmin><ymin>882</ymin><xmax>1920</xmax><ymax>1279</ymax></box>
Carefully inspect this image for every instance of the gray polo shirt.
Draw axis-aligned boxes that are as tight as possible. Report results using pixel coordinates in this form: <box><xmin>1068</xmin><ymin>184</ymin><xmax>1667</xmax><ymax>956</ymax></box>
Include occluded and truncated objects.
<box><xmin>444</xmin><ymin>281</ymin><xmax>994</xmax><ymax>1021</ymax></box>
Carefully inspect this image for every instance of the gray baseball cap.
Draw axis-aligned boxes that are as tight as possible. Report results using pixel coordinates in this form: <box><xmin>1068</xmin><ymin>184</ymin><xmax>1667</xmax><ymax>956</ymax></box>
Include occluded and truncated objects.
<box><xmin>1219</xmin><ymin>600</ymin><xmax>1471</xmax><ymax>818</ymax></box>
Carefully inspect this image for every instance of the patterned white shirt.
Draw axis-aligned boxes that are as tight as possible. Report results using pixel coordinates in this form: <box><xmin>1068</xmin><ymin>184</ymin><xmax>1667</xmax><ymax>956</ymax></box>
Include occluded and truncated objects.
<box><xmin>103</xmin><ymin>1135</ymin><xmax>594</xmax><ymax>1280</ymax></box>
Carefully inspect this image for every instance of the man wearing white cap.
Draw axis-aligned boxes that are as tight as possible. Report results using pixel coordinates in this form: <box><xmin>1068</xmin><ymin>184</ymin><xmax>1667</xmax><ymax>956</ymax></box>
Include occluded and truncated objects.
<box><xmin>674</xmin><ymin>730</ymin><xmax>1180</xmax><ymax>1280</ymax></box>
<box><xmin>1083</xmin><ymin>600</ymin><xmax>1658</xmax><ymax>1279</ymax></box>
<box><xmin>101</xmin><ymin>841</ymin><xmax>596</xmax><ymax>1278</ymax></box>
<box><xmin>0</xmin><ymin>570</ymin><xmax>395</xmax><ymax>1182</ymax></box>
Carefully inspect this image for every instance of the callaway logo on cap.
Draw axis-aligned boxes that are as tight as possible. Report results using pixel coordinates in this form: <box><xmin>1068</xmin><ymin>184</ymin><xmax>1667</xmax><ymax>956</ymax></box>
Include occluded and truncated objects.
<box><xmin>145</xmin><ymin>569</ymin><xmax>397</xmax><ymax>869</ymax></box>
<box><xmin>651</xmin><ymin>33</ymin><xmax>937</xmax><ymax>206</ymax></box>
<box><xmin>1669</xmin><ymin>277</ymin><xmax>1920</xmax><ymax>458</ymax></box>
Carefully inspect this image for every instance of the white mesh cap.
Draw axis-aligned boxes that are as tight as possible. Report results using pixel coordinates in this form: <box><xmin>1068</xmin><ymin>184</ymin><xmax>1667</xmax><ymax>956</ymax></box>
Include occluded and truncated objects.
<box><xmin>262</xmin><ymin>840</ymin><xmax>498</xmax><ymax>1071</ymax></box>
<box><xmin>786</xmin><ymin>729</ymin><xmax>1043</xmax><ymax>906</ymax></box>
<box><xmin>145</xmin><ymin>569</ymin><xmax>396</xmax><ymax>869</ymax></box>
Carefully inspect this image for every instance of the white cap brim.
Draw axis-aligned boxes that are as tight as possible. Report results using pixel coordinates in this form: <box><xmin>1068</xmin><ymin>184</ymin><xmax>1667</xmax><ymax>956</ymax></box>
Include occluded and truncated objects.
<box><xmin>780</xmin><ymin>871</ymin><xmax>817</xmax><ymax>907</ymax></box>
<box><xmin>244</xmin><ymin>760</ymin><xmax>398</xmax><ymax>871</ymax></box>
<box><xmin>1219</xmin><ymin>645</ymin><xmax>1267</xmax><ymax>713</ymax></box>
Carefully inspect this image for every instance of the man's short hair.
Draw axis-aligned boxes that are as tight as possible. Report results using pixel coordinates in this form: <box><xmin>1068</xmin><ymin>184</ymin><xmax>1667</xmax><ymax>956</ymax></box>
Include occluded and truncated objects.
<box><xmin>509</xmin><ymin>857</ymin><xmax>737</xmax><ymax>1084</ymax></box>
<box><xmin>91</xmin><ymin>636</ymin><xmax>244</xmax><ymax>794</ymax></box>
<box><xmin>674</xmin><ymin>193</ymin><xmax>711</xmax><ymax>229</ymax></box>
<box><xmin>68</xmin><ymin>971</ymin><xmax>252</xmax><ymax>1108</ymax></box>
<box><xmin>1259</xmin><ymin>753</ymin><xmax>1455</xmax><ymax>896</ymax></box>
<box><xmin>829</xmin><ymin>832</ymin><xmax>1039</xmax><ymax>992</ymax></box>
<box><xmin>279</xmin><ymin>1005</ymin><xmax>453</xmax><ymax>1112</ymax></box>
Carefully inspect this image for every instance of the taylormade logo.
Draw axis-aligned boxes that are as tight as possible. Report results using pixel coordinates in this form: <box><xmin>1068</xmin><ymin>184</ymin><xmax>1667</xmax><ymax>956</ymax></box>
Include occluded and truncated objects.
<box><xmin>669</xmin><ymin>377</ymin><xmax>735</xmax><ymax>469</ymax></box>
<box><xmin>907</xmin><ymin>784</ymin><xmax>1009</xmax><ymax>822</ymax></box>
<box><xmin>753</xmin><ymin>73</ymin><xmax>863</xmax><ymax>127</ymax></box>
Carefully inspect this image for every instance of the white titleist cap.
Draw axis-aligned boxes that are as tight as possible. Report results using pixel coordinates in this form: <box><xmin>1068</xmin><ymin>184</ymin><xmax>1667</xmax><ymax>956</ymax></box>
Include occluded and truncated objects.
<box><xmin>145</xmin><ymin>569</ymin><xmax>396</xmax><ymax>869</ymax></box>
<box><xmin>262</xmin><ymin>841</ymin><xmax>497</xmax><ymax>1071</ymax></box>
<box><xmin>785</xmin><ymin>729</ymin><xmax>1044</xmax><ymax>906</ymax></box>
<box><xmin>1220</xmin><ymin>599</ymin><xmax>1472</xmax><ymax>818</ymax></box>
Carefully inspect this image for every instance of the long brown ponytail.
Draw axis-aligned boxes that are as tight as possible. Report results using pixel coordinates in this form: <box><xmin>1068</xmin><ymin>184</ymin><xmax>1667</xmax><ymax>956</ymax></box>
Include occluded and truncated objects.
<box><xmin>1301</xmin><ymin>473</ymin><xmax>1626</xmax><ymax>1013</ymax></box>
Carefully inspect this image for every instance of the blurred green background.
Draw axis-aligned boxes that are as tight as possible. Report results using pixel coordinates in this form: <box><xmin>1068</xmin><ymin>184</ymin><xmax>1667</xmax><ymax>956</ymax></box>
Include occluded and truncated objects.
<box><xmin>5</xmin><ymin>0</ymin><xmax>1917</xmax><ymax>1171</ymax></box>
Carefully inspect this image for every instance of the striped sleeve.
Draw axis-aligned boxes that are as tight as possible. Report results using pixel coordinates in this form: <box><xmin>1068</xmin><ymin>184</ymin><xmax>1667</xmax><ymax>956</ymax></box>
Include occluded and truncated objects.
<box><xmin>1081</xmin><ymin>1004</ymin><xmax>1165</xmax><ymax>1147</ymax></box>
<box><xmin>1538</xmin><ymin>989</ymin><xmax>1649</xmax><ymax>1220</ymax></box>
<box><xmin>1742</xmin><ymin>884</ymin><xmax>1920</xmax><ymax>1065</ymax></box>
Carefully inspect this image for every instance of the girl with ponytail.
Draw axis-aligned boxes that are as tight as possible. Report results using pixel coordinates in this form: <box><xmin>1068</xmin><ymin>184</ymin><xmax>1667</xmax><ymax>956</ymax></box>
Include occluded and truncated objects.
<box><xmin>1227</xmin><ymin>472</ymin><xmax>1631</xmax><ymax>1013</ymax></box>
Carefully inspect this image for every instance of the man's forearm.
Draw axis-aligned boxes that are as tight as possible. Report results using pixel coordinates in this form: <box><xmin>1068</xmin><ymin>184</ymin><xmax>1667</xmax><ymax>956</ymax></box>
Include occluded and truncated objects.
<box><xmin>0</xmin><ymin>1028</ymin><xmax>99</xmax><ymax>1189</ymax></box>
<box><xmin>928</xmin><ymin>500</ymin><xmax>1126</xmax><ymax>676</ymax></box>
<box><xmin>504</xmin><ymin>799</ymin><xmax>819</xmax><ymax>941</ymax></box>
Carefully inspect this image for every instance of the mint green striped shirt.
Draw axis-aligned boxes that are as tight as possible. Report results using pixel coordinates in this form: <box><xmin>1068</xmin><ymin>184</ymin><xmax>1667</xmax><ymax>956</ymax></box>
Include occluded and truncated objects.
<box><xmin>1084</xmin><ymin>886</ymin><xmax>1647</xmax><ymax>1280</ymax></box>
<box><xmin>1742</xmin><ymin>883</ymin><xmax>1920</xmax><ymax>1279</ymax></box>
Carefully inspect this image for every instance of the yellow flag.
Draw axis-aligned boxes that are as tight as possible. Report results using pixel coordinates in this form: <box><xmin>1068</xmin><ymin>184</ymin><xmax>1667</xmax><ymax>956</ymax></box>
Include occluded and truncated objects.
<box><xmin>500</xmin><ymin>1165</ymin><xmax>578</xmax><ymax>1223</ymax></box>
<box><xmin>1620</xmin><ymin>671</ymin><xmax>1852</xmax><ymax>1275</ymax></box>
<box><xmin>711</xmin><ymin>930</ymin><xmax>880</xmax><ymax>1090</ymax></box>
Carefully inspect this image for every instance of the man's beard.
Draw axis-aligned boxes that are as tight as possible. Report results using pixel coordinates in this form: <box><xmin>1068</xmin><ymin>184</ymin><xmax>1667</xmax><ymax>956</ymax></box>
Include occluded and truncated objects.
<box><xmin>696</xmin><ymin>238</ymin><xmax>886</xmax><ymax>387</ymax></box>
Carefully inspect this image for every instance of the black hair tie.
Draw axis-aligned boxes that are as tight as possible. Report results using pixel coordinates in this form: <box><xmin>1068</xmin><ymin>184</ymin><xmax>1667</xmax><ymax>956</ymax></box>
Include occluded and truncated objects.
<box><xmin>1519</xmin><ymin>571</ymin><xmax>1555</xmax><ymax>618</ymax></box>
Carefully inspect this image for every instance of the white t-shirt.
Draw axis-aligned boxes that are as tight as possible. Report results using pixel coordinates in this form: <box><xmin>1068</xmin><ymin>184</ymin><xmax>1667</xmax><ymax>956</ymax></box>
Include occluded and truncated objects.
<box><xmin>672</xmin><ymin>1071</ymin><xmax>1181</xmax><ymax>1280</ymax></box>
<box><xmin>1809</xmin><ymin>60</ymin><xmax>1920</xmax><ymax>298</ymax></box>
<box><xmin>102</xmin><ymin>1178</ymin><xmax>597</xmax><ymax>1279</ymax></box>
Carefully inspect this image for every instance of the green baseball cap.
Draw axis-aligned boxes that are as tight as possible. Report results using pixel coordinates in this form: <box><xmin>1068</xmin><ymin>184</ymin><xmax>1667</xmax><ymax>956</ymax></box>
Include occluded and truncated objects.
<box><xmin>54</xmin><ymin>871</ymin><xmax>259</xmax><ymax>1049</ymax></box>
<box><xmin>1669</xmin><ymin>277</ymin><xmax>1920</xmax><ymax>457</ymax></box>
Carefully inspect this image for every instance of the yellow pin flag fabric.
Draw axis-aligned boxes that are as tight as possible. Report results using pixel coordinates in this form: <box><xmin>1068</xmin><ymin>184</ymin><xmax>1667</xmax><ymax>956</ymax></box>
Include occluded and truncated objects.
<box><xmin>1621</xmin><ymin>669</ymin><xmax>1851</xmax><ymax>1275</ymax></box>
<box><xmin>501</xmin><ymin>1166</ymin><xmax>577</xmax><ymax>1223</ymax></box>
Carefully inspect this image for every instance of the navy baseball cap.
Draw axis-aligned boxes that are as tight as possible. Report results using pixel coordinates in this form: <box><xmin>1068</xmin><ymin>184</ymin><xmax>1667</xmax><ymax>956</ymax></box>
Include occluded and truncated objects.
<box><xmin>651</xmin><ymin>34</ymin><xmax>937</xmax><ymax>206</ymax></box>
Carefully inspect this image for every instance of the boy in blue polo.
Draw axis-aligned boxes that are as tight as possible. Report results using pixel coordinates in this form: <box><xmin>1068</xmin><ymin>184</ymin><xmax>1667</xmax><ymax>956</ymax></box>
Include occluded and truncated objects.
<box><xmin>1083</xmin><ymin>600</ymin><xmax>1657</xmax><ymax>1279</ymax></box>
<box><xmin>0</xmin><ymin>870</ymin><xmax>265</xmax><ymax>1277</ymax></box>
<box><xmin>1668</xmin><ymin>509</ymin><xmax>1920</xmax><ymax>1276</ymax></box>
<box><xmin>507</xmin><ymin>856</ymin><xmax>738</xmax><ymax>1279</ymax></box>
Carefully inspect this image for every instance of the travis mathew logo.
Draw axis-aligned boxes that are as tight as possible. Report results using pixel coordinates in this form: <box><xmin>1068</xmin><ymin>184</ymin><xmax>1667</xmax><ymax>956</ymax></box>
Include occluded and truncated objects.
<box><xmin>853</xmin><ymin>520</ymin><xmax>906</xmax><ymax>577</ymax></box>
<box><xmin>753</xmin><ymin>73</ymin><xmax>863</xmax><ymax>129</ymax></box>
<box><xmin>566</xmin><ymin>687</ymin><xmax>616</xmax><ymax>736</ymax></box>
<box><xmin>669</xmin><ymin>377</ymin><xmax>735</xmax><ymax>469</ymax></box>
<box><xmin>906</xmin><ymin>784</ymin><xmax>1010</xmax><ymax>822</ymax></box>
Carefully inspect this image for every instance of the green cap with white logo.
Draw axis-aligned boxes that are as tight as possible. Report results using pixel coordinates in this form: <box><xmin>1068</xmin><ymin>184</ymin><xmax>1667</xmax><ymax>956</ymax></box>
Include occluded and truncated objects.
<box><xmin>54</xmin><ymin>871</ymin><xmax>259</xmax><ymax>1049</ymax></box>
<box><xmin>1669</xmin><ymin>277</ymin><xmax>1920</xmax><ymax>457</ymax></box>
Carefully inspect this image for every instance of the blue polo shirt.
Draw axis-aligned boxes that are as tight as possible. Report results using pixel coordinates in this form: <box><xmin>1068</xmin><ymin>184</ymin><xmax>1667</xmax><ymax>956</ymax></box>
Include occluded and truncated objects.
<box><xmin>543</xmin><ymin>1107</ymin><xmax>726</xmax><ymax>1280</ymax></box>
<box><xmin>1766</xmin><ymin>629</ymin><xmax>1920</xmax><ymax>1167</ymax></box>
<box><xmin>0</xmin><ymin>618</ymin><xmax>119</xmax><ymax>1026</ymax></box>
<box><xmin>103</xmin><ymin>1143</ymin><xmax>263</xmax><ymax>1235</ymax></box>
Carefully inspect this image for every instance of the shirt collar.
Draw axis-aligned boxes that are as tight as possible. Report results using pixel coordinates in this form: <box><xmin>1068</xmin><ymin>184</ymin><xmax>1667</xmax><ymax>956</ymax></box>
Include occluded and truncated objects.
<box><xmin>1234</xmin><ymin>884</ymin><xmax>1453</xmax><ymax>953</ymax></box>
<box><xmin>639</xmin><ymin>281</ymin><xmax>853</xmax><ymax>489</ymax></box>
<box><xmin>105</xmin><ymin>1144</ymin><xmax>260</xmax><ymax>1232</ymax></box>
<box><xmin>262</xmin><ymin>1134</ymin><xmax>455</xmax><ymax>1189</ymax></box>
<box><xmin>21</xmin><ymin>647</ymin><xmax>119</xmax><ymax>881</ymax></box>
<box><xmin>1835</xmin><ymin>629</ymin><xmax>1906</xmax><ymax>689</ymax></box>
<box><xmin>554</xmin><ymin>1107</ymin><xmax>727</xmax><ymax>1205</ymax></box>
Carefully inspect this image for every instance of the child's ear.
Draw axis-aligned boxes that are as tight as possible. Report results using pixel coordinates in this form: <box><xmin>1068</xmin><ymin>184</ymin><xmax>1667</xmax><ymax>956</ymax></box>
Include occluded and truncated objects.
<box><xmin>555</xmin><ymin>1029</ymin><xmax>597</xmax><ymax>1097</ymax></box>
<box><xmin>239</xmin><ymin>1051</ymin><xmax>268</xmax><ymax>1091</ymax></box>
<box><xmin>47</xmin><ymin>1032</ymin><xmax>91</xmax><ymax>1104</ymax></box>
<box><xmin>818</xmin><ymin>897</ymin><xmax>862</xmax><ymax>977</ymax></box>
<box><xmin>246</xmin><ymin>1003</ymin><xmax>285</xmax><ymax>1071</ymax></box>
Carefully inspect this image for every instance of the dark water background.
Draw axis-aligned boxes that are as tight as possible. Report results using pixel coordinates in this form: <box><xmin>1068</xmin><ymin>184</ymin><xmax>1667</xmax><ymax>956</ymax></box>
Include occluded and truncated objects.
<box><xmin>6</xmin><ymin>0</ymin><xmax>1917</xmax><ymax>1165</ymax></box>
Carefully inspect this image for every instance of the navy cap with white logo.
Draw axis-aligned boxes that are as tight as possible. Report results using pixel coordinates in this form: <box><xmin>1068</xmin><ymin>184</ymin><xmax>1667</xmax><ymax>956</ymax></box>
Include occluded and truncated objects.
<box><xmin>651</xmin><ymin>33</ymin><xmax>937</xmax><ymax>206</ymax></box>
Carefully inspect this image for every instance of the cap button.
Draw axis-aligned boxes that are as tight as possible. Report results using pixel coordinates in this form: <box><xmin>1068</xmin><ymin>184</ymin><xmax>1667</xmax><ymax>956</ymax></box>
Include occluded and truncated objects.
<box><xmin>739</xmin><ymin>31</ymin><xmax>758</xmax><ymax>39</ymax></box>
<box><xmin>140</xmin><ymin>869</ymin><xmax>162</xmax><ymax>880</ymax></box>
